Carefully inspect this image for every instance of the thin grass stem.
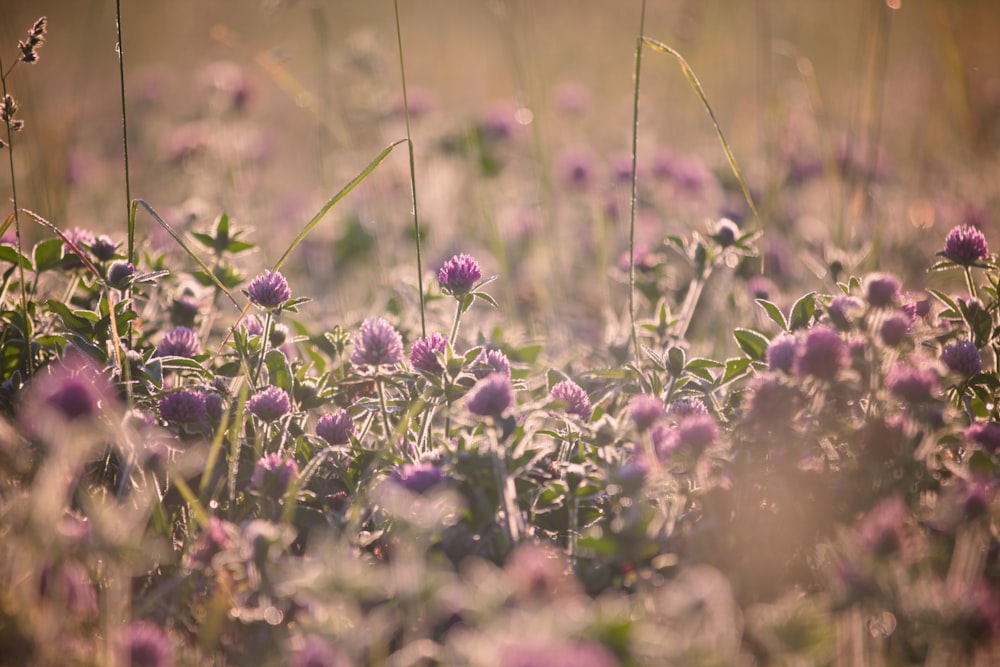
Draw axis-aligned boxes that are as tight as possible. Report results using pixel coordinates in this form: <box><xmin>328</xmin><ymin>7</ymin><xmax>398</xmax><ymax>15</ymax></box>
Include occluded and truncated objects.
<box><xmin>393</xmin><ymin>0</ymin><xmax>427</xmax><ymax>337</ymax></box>
<box><xmin>115</xmin><ymin>0</ymin><xmax>134</xmax><ymax>264</ymax></box>
<box><xmin>0</xmin><ymin>58</ymin><xmax>33</xmax><ymax>375</ymax></box>
<box><xmin>627</xmin><ymin>0</ymin><xmax>648</xmax><ymax>368</ymax></box>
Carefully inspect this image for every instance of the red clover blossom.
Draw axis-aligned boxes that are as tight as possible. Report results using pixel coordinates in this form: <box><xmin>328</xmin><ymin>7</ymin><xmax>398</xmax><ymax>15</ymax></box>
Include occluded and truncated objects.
<box><xmin>944</xmin><ymin>224</ymin><xmax>989</xmax><ymax>266</ymax></box>
<box><xmin>350</xmin><ymin>317</ymin><xmax>404</xmax><ymax>368</ymax></box>
<box><xmin>246</xmin><ymin>386</ymin><xmax>291</xmax><ymax>422</ymax></box>
<box><xmin>438</xmin><ymin>253</ymin><xmax>482</xmax><ymax>297</ymax></box>
<box><xmin>247</xmin><ymin>270</ymin><xmax>291</xmax><ymax>310</ymax></box>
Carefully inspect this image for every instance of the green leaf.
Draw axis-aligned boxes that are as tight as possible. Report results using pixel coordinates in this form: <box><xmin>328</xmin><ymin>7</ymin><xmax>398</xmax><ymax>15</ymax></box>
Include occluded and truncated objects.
<box><xmin>46</xmin><ymin>299</ymin><xmax>96</xmax><ymax>335</ymax></box>
<box><xmin>968</xmin><ymin>450</ymin><xmax>995</xmax><ymax>476</ymax></box>
<box><xmin>733</xmin><ymin>328</ymin><xmax>769</xmax><ymax>361</ymax></box>
<box><xmin>789</xmin><ymin>292</ymin><xmax>817</xmax><ymax>330</ymax></box>
<box><xmin>265</xmin><ymin>349</ymin><xmax>294</xmax><ymax>392</ymax></box>
<box><xmin>0</xmin><ymin>245</ymin><xmax>32</xmax><ymax>269</ymax></box>
<box><xmin>719</xmin><ymin>357</ymin><xmax>753</xmax><ymax>386</ymax></box>
<box><xmin>755</xmin><ymin>298</ymin><xmax>788</xmax><ymax>331</ymax></box>
<box><xmin>927</xmin><ymin>288</ymin><xmax>958</xmax><ymax>313</ymax></box>
<box><xmin>33</xmin><ymin>238</ymin><xmax>65</xmax><ymax>272</ymax></box>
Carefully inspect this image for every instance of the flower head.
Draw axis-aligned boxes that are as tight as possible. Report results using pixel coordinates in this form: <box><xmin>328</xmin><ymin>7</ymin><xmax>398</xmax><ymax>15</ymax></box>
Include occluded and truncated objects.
<box><xmin>941</xmin><ymin>340</ymin><xmax>983</xmax><ymax>377</ymax></box>
<box><xmin>114</xmin><ymin>620</ymin><xmax>174</xmax><ymax>667</ymax></box>
<box><xmin>250</xmin><ymin>452</ymin><xmax>299</xmax><ymax>496</ymax></box>
<box><xmin>879</xmin><ymin>312</ymin><xmax>911</xmax><ymax>347</ymax></box>
<box><xmin>156</xmin><ymin>326</ymin><xmax>201</xmax><ymax>358</ymax></box>
<box><xmin>247</xmin><ymin>270</ymin><xmax>291</xmax><ymax>310</ymax></box>
<box><xmin>90</xmin><ymin>235</ymin><xmax>119</xmax><ymax>262</ymax></box>
<box><xmin>19</xmin><ymin>353</ymin><xmax>115</xmax><ymax>434</ymax></box>
<box><xmin>886</xmin><ymin>363</ymin><xmax>940</xmax><ymax>404</ymax></box>
<box><xmin>674</xmin><ymin>413</ymin><xmax>719</xmax><ymax>453</ymax></box>
<box><xmin>106</xmin><ymin>260</ymin><xmax>135</xmax><ymax>288</ymax></box>
<box><xmin>827</xmin><ymin>295</ymin><xmax>863</xmax><ymax>330</ymax></box>
<box><xmin>747</xmin><ymin>374</ymin><xmax>799</xmax><ymax>426</ymax></box>
<box><xmin>795</xmin><ymin>326</ymin><xmax>846</xmax><ymax>380</ymax></box>
<box><xmin>246</xmin><ymin>386</ymin><xmax>291</xmax><ymax>422</ymax></box>
<box><xmin>550</xmin><ymin>379</ymin><xmax>592</xmax><ymax>420</ymax></box>
<box><xmin>667</xmin><ymin>396</ymin><xmax>708</xmax><ymax>418</ymax></box>
<box><xmin>944</xmin><ymin>224</ymin><xmax>989</xmax><ymax>265</ymax></box>
<box><xmin>628</xmin><ymin>393</ymin><xmax>665</xmax><ymax>433</ymax></box>
<box><xmin>291</xmin><ymin>636</ymin><xmax>347</xmax><ymax>667</ymax></box>
<box><xmin>864</xmin><ymin>273</ymin><xmax>900</xmax><ymax>308</ymax></box>
<box><xmin>350</xmin><ymin>317</ymin><xmax>403</xmax><ymax>368</ymax></box>
<box><xmin>409</xmin><ymin>332</ymin><xmax>448</xmax><ymax>374</ymax></box>
<box><xmin>471</xmin><ymin>348</ymin><xmax>511</xmax><ymax>379</ymax></box>
<box><xmin>964</xmin><ymin>422</ymin><xmax>1000</xmax><ymax>454</ymax></box>
<box><xmin>316</xmin><ymin>408</ymin><xmax>354</xmax><ymax>445</ymax></box>
<box><xmin>158</xmin><ymin>390</ymin><xmax>208</xmax><ymax>426</ymax></box>
<box><xmin>766</xmin><ymin>333</ymin><xmax>798</xmax><ymax>374</ymax></box>
<box><xmin>466</xmin><ymin>372</ymin><xmax>514</xmax><ymax>418</ymax></box>
<box><xmin>438</xmin><ymin>253</ymin><xmax>482</xmax><ymax>297</ymax></box>
<box><xmin>390</xmin><ymin>461</ymin><xmax>447</xmax><ymax>494</ymax></box>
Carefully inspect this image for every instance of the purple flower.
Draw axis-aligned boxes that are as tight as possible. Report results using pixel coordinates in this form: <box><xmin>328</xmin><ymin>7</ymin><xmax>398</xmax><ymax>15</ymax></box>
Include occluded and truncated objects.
<box><xmin>964</xmin><ymin>422</ymin><xmax>1000</xmax><ymax>454</ymax></box>
<box><xmin>247</xmin><ymin>270</ymin><xmax>291</xmax><ymax>310</ymax></box>
<box><xmin>556</xmin><ymin>146</ymin><xmax>597</xmax><ymax>190</ymax></box>
<box><xmin>316</xmin><ymin>408</ymin><xmax>354</xmax><ymax>445</ymax></box>
<box><xmin>250</xmin><ymin>452</ymin><xmax>299</xmax><ymax>496</ymax></box>
<box><xmin>170</xmin><ymin>293</ymin><xmax>200</xmax><ymax>327</ymax></box>
<box><xmin>291</xmin><ymin>636</ymin><xmax>347</xmax><ymax>667</ymax></box>
<box><xmin>857</xmin><ymin>495</ymin><xmax>908</xmax><ymax>556</ymax></box>
<box><xmin>114</xmin><ymin>621</ymin><xmax>174</xmax><ymax>667</ymax></box>
<box><xmin>628</xmin><ymin>393</ymin><xmax>665</xmax><ymax>433</ymax></box>
<box><xmin>466</xmin><ymin>372</ymin><xmax>514</xmax><ymax>418</ymax></box>
<box><xmin>795</xmin><ymin>326</ymin><xmax>846</xmax><ymax>380</ymax></box>
<box><xmin>409</xmin><ymin>332</ymin><xmax>448</xmax><ymax>374</ymax></box>
<box><xmin>712</xmin><ymin>218</ymin><xmax>740</xmax><ymax>248</ymax></box>
<box><xmin>504</xmin><ymin>541</ymin><xmax>577</xmax><ymax>600</ymax></box>
<box><xmin>944</xmin><ymin>224</ymin><xmax>989</xmax><ymax>265</ymax></box>
<box><xmin>158</xmin><ymin>389</ymin><xmax>208</xmax><ymax>425</ymax></box>
<box><xmin>550</xmin><ymin>379</ymin><xmax>592</xmax><ymax>419</ymax></box>
<box><xmin>667</xmin><ymin>396</ymin><xmax>708</xmax><ymax>418</ymax></box>
<box><xmin>472</xmin><ymin>348</ymin><xmax>511</xmax><ymax>379</ymax></box>
<box><xmin>90</xmin><ymin>235</ymin><xmax>119</xmax><ymax>262</ymax></box>
<box><xmin>674</xmin><ymin>413</ymin><xmax>718</xmax><ymax>452</ymax></box>
<box><xmin>156</xmin><ymin>326</ymin><xmax>201</xmax><ymax>358</ymax></box>
<box><xmin>247</xmin><ymin>386</ymin><xmax>291</xmax><ymax>422</ymax></box>
<box><xmin>63</xmin><ymin>227</ymin><xmax>95</xmax><ymax>268</ymax></box>
<box><xmin>827</xmin><ymin>295</ymin><xmax>863</xmax><ymax>330</ymax></box>
<box><xmin>879</xmin><ymin>312</ymin><xmax>910</xmax><ymax>347</ymax></box>
<box><xmin>187</xmin><ymin>517</ymin><xmax>236</xmax><ymax>569</ymax></box>
<box><xmin>37</xmin><ymin>560</ymin><xmax>97</xmax><ymax>617</ymax></box>
<box><xmin>747</xmin><ymin>374</ymin><xmax>798</xmax><ymax>425</ymax></box>
<box><xmin>106</xmin><ymin>260</ymin><xmax>135</xmax><ymax>288</ymax></box>
<box><xmin>766</xmin><ymin>333</ymin><xmax>798</xmax><ymax>374</ymax></box>
<box><xmin>500</xmin><ymin>641</ymin><xmax>619</xmax><ymax>667</ymax></box>
<box><xmin>438</xmin><ymin>253</ymin><xmax>482</xmax><ymax>297</ymax></box>
<box><xmin>241</xmin><ymin>314</ymin><xmax>265</xmax><ymax>337</ymax></box>
<box><xmin>203</xmin><ymin>392</ymin><xmax>225</xmax><ymax>424</ymax></box>
<box><xmin>864</xmin><ymin>273</ymin><xmax>901</xmax><ymax>308</ymax></box>
<box><xmin>20</xmin><ymin>354</ymin><xmax>115</xmax><ymax>431</ymax></box>
<box><xmin>390</xmin><ymin>461</ymin><xmax>446</xmax><ymax>494</ymax></box>
<box><xmin>350</xmin><ymin>317</ymin><xmax>404</xmax><ymax>368</ymax></box>
<box><xmin>941</xmin><ymin>340</ymin><xmax>983</xmax><ymax>377</ymax></box>
<box><xmin>886</xmin><ymin>363</ymin><xmax>940</xmax><ymax>404</ymax></box>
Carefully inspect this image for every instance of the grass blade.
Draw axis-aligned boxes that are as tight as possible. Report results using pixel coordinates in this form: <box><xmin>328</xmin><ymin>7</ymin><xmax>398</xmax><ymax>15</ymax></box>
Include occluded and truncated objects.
<box><xmin>135</xmin><ymin>199</ymin><xmax>242</xmax><ymax>311</ymax></box>
<box><xmin>270</xmin><ymin>139</ymin><xmax>406</xmax><ymax>273</ymax></box>
<box><xmin>642</xmin><ymin>37</ymin><xmax>759</xmax><ymax>224</ymax></box>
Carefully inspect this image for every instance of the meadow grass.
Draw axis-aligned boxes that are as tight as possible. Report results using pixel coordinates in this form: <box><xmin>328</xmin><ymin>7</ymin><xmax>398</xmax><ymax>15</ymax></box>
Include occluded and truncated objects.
<box><xmin>1</xmin><ymin>3</ymin><xmax>999</xmax><ymax>666</ymax></box>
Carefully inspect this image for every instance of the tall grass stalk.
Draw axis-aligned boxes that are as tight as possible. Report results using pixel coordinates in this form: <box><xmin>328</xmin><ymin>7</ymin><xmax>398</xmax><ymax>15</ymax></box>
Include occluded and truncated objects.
<box><xmin>393</xmin><ymin>0</ymin><xmax>426</xmax><ymax>338</ymax></box>
<box><xmin>115</xmin><ymin>0</ymin><xmax>134</xmax><ymax>265</ymax></box>
<box><xmin>627</xmin><ymin>0</ymin><xmax>648</xmax><ymax>368</ymax></box>
<box><xmin>0</xmin><ymin>56</ymin><xmax>34</xmax><ymax>375</ymax></box>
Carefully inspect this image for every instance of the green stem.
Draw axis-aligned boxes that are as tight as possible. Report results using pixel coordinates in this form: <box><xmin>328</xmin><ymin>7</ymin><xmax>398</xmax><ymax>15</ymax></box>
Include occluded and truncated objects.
<box><xmin>489</xmin><ymin>425</ymin><xmax>520</xmax><ymax>545</ymax></box>
<box><xmin>963</xmin><ymin>266</ymin><xmax>978</xmax><ymax>302</ymax></box>
<box><xmin>376</xmin><ymin>372</ymin><xmax>393</xmax><ymax>444</ymax></box>
<box><xmin>0</xmin><ymin>58</ymin><xmax>33</xmax><ymax>376</ymax></box>
<box><xmin>393</xmin><ymin>0</ymin><xmax>426</xmax><ymax>338</ymax></box>
<box><xmin>448</xmin><ymin>298</ymin><xmax>464</xmax><ymax>346</ymax></box>
<box><xmin>115</xmin><ymin>0</ymin><xmax>134</xmax><ymax>264</ymax></box>
<box><xmin>627</xmin><ymin>0</ymin><xmax>648</xmax><ymax>368</ymax></box>
<box><xmin>251</xmin><ymin>311</ymin><xmax>274</xmax><ymax>388</ymax></box>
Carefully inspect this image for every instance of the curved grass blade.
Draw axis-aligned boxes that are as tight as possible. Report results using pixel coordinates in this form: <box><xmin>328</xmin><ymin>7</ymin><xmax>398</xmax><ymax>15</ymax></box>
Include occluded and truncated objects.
<box><xmin>642</xmin><ymin>37</ymin><xmax>759</xmax><ymax>224</ymax></box>
<box><xmin>271</xmin><ymin>139</ymin><xmax>406</xmax><ymax>272</ymax></box>
<box><xmin>135</xmin><ymin>199</ymin><xmax>242</xmax><ymax>311</ymax></box>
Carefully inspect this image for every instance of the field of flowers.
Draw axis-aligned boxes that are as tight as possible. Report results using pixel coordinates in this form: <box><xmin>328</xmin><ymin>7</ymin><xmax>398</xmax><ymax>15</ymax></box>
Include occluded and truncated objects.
<box><xmin>1</xmin><ymin>2</ymin><xmax>999</xmax><ymax>666</ymax></box>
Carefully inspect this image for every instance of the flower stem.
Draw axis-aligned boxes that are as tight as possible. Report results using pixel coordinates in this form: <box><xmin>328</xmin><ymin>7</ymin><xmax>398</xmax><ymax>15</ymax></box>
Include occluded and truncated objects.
<box><xmin>627</xmin><ymin>0</ymin><xmax>648</xmax><ymax>368</ymax></box>
<box><xmin>489</xmin><ymin>424</ymin><xmax>523</xmax><ymax>545</ymax></box>
<box><xmin>963</xmin><ymin>266</ymin><xmax>978</xmax><ymax>301</ymax></box>
<box><xmin>448</xmin><ymin>298</ymin><xmax>464</xmax><ymax>346</ymax></box>
<box><xmin>376</xmin><ymin>372</ymin><xmax>393</xmax><ymax>444</ymax></box>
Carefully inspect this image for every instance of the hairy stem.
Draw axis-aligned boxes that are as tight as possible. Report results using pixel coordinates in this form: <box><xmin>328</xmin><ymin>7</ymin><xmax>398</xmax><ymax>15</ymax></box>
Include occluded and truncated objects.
<box><xmin>627</xmin><ymin>0</ymin><xmax>648</xmax><ymax>368</ymax></box>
